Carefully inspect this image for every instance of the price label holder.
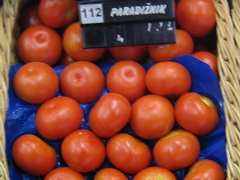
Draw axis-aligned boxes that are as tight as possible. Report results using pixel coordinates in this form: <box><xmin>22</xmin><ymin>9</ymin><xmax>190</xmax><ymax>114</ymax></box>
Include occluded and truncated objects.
<box><xmin>78</xmin><ymin>0</ymin><xmax>176</xmax><ymax>48</ymax></box>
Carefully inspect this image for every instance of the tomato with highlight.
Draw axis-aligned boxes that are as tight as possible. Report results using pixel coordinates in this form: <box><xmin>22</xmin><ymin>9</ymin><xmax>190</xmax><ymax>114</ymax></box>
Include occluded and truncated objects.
<box><xmin>36</xmin><ymin>96</ymin><xmax>84</xmax><ymax>140</ymax></box>
<box><xmin>38</xmin><ymin>0</ymin><xmax>78</xmax><ymax>28</ymax></box>
<box><xmin>106</xmin><ymin>61</ymin><xmax>147</xmax><ymax>102</ymax></box>
<box><xmin>145</xmin><ymin>61</ymin><xmax>192</xmax><ymax>98</ymax></box>
<box><xmin>175</xmin><ymin>92</ymin><xmax>219</xmax><ymax>135</ymax></box>
<box><xmin>176</xmin><ymin>0</ymin><xmax>216</xmax><ymax>37</ymax></box>
<box><xmin>89</xmin><ymin>93</ymin><xmax>131</xmax><ymax>138</ymax></box>
<box><xmin>18</xmin><ymin>25</ymin><xmax>62</xmax><ymax>65</ymax></box>
<box><xmin>61</xmin><ymin>129</ymin><xmax>106</xmax><ymax>173</ymax></box>
<box><xmin>106</xmin><ymin>133</ymin><xmax>152</xmax><ymax>174</ymax></box>
<box><xmin>12</xmin><ymin>134</ymin><xmax>57</xmax><ymax>176</ymax></box>
<box><xmin>153</xmin><ymin>129</ymin><xmax>200</xmax><ymax>171</ymax></box>
<box><xmin>60</xmin><ymin>61</ymin><xmax>105</xmax><ymax>103</ymax></box>
<box><xmin>130</xmin><ymin>94</ymin><xmax>175</xmax><ymax>140</ymax></box>
<box><xmin>13</xmin><ymin>62</ymin><xmax>59</xmax><ymax>104</ymax></box>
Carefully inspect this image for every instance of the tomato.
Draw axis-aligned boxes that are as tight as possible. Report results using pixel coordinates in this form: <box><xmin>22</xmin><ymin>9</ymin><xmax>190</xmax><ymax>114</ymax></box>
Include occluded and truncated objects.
<box><xmin>184</xmin><ymin>159</ymin><xmax>225</xmax><ymax>180</ymax></box>
<box><xmin>94</xmin><ymin>168</ymin><xmax>128</xmax><ymax>180</ymax></box>
<box><xmin>133</xmin><ymin>167</ymin><xmax>177</xmax><ymax>180</ymax></box>
<box><xmin>13</xmin><ymin>62</ymin><xmax>59</xmax><ymax>104</ymax></box>
<box><xmin>38</xmin><ymin>0</ymin><xmax>78</xmax><ymax>28</ymax></box>
<box><xmin>58</xmin><ymin>52</ymin><xmax>76</xmax><ymax>66</ymax></box>
<box><xmin>61</xmin><ymin>129</ymin><xmax>106</xmax><ymax>172</ymax></box>
<box><xmin>36</xmin><ymin>96</ymin><xmax>83</xmax><ymax>140</ymax></box>
<box><xmin>192</xmin><ymin>51</ymin><xmax>219</xmax><ymax>77</ymax></box>
<box><xmin>176</xmin><ymin>0</ymin><xmax>216</xmax><ymax>37</ymax></box>
<box><xmin>130</xmin><ymin>94</ymin><xmax>175</xmax><ymax>140</ymax></box>
<box><xmin>18</xmin><ymin>25</ymin><xmax>62</xmax><ymax>65</ymax></box>
<box><xmin>175</xmin><ymin>92</ymin><xmax>219</xmax><ymax>135</ymax></box>
<box><xmin>108</xmin><ymin>45</ymin><xmax>147</xmax><ymax>61</ymax></box>
<box><xmin>106</xmin><ymin>133</ymin><xmax>152</xmax><ymax>174</ymax></box>
<box><xmin>60</xmin><ymin>61</ymin><xmax>105</xmax><ymax>103</ymax></box>
<box><xmin>89</xmin><ymin>93</ymin><xmax>131</xmax><ymax>138</ymax></box>
<box><xmin>19</xmin><ymin>2</ymin><xmax>43</xmax><ymax>31</ymax></box>
<box><xmin>148</xmin><ymin>29</ymin><xmax>194</xmax><ymax>62</ymax></box>
<box><xmin>12</xmin><ymin>134</ymin><xmax>57</xmax><ymax>176</ymax></box>
<box><xmin>145</xmin><ymin>61</ymin><xmax>192</xmax><ymax>98</ymax></box>
<box><xmin>63</xmin><ymin>22</ymin><xmax>107</xmax><ymax>62</ymax></box>
<box><xmin>153</xmin><ymin>129</ymin><xmax>200</xmax><ymax>171</ymax></box>
<box><xmin>44</xmin><ymin>167</ymin><xmax>85</xmax><ymax>180</ymax></box>
<box><xmin>106</xmin><ymin>61</ymin><xmax>147</xmax><ymax>102</ymax></box>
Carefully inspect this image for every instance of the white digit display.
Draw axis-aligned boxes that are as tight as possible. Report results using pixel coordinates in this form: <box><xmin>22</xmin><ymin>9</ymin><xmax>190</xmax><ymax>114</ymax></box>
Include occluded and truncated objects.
<box><xmin>79</xmin><ymin>3</ymin><xmax>104</xmax><ymax>24</ymax></box>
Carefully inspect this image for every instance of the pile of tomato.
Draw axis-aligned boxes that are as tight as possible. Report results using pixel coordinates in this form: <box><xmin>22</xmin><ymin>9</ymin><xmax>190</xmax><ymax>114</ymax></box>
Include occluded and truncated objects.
<box><xmin>6</xmin><ymin>0</ymin><xmax>227</xmax><ymax>179</ymax></box>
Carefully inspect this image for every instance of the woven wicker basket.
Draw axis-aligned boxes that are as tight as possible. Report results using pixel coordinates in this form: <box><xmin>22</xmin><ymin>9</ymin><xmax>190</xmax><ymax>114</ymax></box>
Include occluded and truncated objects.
<box><xmin>1</xmin><ymin>0</ymin><xmax>240</xmax><ymax>179</ymax></box>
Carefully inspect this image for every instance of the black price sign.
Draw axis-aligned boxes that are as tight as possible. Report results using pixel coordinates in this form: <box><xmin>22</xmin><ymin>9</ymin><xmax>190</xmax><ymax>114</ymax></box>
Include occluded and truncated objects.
<box><xmin>78</xmin><ymin>0</ymin><xmax>176</xmax><ymax>48</ymax></box>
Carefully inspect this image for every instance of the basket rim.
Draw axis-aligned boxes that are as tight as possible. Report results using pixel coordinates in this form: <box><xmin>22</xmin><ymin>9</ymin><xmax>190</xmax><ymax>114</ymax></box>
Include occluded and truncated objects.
<box><xmin>1</xmin><ymin>0</ymin><xmax>240</xmax><ymax>180</ymax></box>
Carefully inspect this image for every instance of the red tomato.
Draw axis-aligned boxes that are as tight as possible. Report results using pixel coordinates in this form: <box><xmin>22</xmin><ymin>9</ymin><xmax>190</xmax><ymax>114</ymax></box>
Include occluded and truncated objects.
<box><xmin>108</xmin><ymin>45</ymin><xmax>147</xmax><ymax>61</ymax></box>
<box><xmin>38</xmin><ymin>0</ymin><xmax>78</xmax><ymax>28</ymax></box>
<box><xmin>153</xmin><ymin>129</ymin><xmax>200</xmax><ymax>171</ymax></box>
<box><xmin>60</xmin><ymin>61</ymin><xmax>105</xmax><ymax>103</ymax></box>
<box><xmin>36</xmin><ymin>96</ymin><xmax>83</xmax><ymax>140</ymax></box>
<box><xmin>175</xmin><ymin>92</ymin><xmax>219</xmax><ymax>135</ymax></box>
<box><xmin>148</xmin><ymin>29</ymin><xmax>194</xmax><ymax>62</ymax></box>
<box><xmin>106</xmin><ymin>133</ymin><xmax>152</xmax><ymax>174</ymax></box>
<box><xmin>106</xmin><ymin>61</ymin><xmax>147</xmax><ymax>102</ymax></box>
<box><xmin>94</xmin><ymin>168</ymin><xmax>128</xmax><ymax>180</ymax></box>
<box><xmin>18</xmin><ymin>25</ymin><xmax>62</xmax><ymax>65</ymax></box>
<box><xmin>44</xmin><ymin>167</ymin><xmax>85</xmax><ymax>180</ymax></box>
<box><xmin>192</xmin><ymin>51</ymin><xmax>219</xmax><ymax>77</ymax></box>
<box><xmin>61</xmin><ymin>129</ymin><xmax>106</xmax><ymax>172</ymax></box>
<box><xmin>133</xmin><ymin>167</ymin><xmax>177</xmax><ymax>180</ymax></box>
<box><xmin>145</xmin><ymin>61</ymin><xmax>192</xmax><ymax>97</ymax></box>
<box><xmin>12</xmin><ymin>134</ymin><xmax>57</xmax><ymax>176</ymax></box>
<box><xmin>63</xmin><ymin>22</ymin><xmax>107</xmax><ymax>61</ymax></box>
<box><xmin>19</xmin><ymin>2</ymin><xmax>43</xmax><ymax>31</ymax></box>
<box><xmin>89</xmin><ymin>93</ymin><xmax>131</xmax><ymax>138</ymax></box>
<box><xmin>176</xmin><ymin>0</ymin><xmax>216</xmax><ymax>37</ymax></box>
<box><xmin>130</xmin><ymin>94</ymin><xmax>175</xmax><ymax>140</ymax></box>
<box><xmin>184</xmin><ymin>159</ymin><xmax>225</xmax><ymax>180</ymax></box>
<box><xmin>13</xmin><ymin>62</ymin><xmax>59</xmax><ymax>104</ymax></box>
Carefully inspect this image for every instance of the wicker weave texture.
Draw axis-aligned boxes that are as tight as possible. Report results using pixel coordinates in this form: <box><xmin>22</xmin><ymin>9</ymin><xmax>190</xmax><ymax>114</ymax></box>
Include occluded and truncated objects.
<box><xmin>213</xmin><ymin>0</ymin><xmax>240</xmax><ymax>179</ymax></box>
<box><xmin>0</xmin><ymin>0</ymin><xmax>240</xmax><ymax>180</ymax></box>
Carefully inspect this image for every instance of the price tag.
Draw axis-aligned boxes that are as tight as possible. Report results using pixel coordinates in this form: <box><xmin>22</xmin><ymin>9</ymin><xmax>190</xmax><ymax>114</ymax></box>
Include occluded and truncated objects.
<box><xmin>78</xmin><ymin>0</ymin><xmax>176</xmax><ymax>48</ymax></box>
<box><xmin>79</xmin><ymin>3</ymin><xmax>104</xmax><ymax>24</ymax></box>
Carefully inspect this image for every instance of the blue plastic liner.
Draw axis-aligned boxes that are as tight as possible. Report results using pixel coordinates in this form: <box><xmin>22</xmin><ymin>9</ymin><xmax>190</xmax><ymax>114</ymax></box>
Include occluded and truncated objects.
<box><xmin>5</xmin><ymin>55</ymin><xmax>227</xmax><ymax>179</ymax></box>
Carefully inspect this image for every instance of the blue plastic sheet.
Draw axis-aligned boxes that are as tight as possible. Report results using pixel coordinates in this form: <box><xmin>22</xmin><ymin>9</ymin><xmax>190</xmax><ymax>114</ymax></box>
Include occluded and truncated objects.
<box><xmin>5</xmin><ymin>55</ymin><xmax>227</xmax><ymax>179</ymax></box>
